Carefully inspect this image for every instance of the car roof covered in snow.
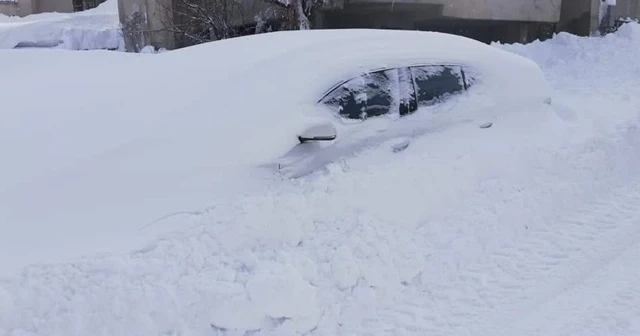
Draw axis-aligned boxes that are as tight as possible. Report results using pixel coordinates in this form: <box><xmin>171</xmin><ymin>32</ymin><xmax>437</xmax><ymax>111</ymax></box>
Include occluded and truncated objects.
<box><xmin>135</xmin><ymin>29</ymin><xmax>551</xmax><ymax>165</ymax></box>
<box><xmin>0</xmin><ymin>29</ymin><xmax>551</xmax><ymax>185</ymax></box>
<box><xmin>159</xmin><ymin>29</ymin><xmax>550</xmax><ymax>105</ymax></box>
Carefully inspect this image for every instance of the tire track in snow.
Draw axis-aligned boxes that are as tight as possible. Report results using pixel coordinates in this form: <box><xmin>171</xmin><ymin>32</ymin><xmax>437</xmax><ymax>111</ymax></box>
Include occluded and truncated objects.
<box><xmin>502</xmin><ymin>230</ymin><xmax>640</xmax><ymax>336</ymax></box>
<box><xmin>486</xmin><ymin>182</ymin><xmax>640</xmax><ymax>335</ymax></box>
<box><xmin>370</xmin><ymin>178</ymin><xmax>640</xmax><ymax>336</ymax></box>
<box><xmin>370</xmin><ymin>110</ymin><xmax>640</xmax><ymax>335</ymax></box>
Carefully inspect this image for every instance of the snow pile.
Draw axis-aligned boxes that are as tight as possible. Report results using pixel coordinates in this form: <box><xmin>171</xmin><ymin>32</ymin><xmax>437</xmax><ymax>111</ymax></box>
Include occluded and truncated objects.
<box><xmin>1</xmin><ymin>26</ymin><xmax>640</xmax><ymax>336</ymax></box>
<box><xmin>139</xmin><ymin>45</ymin><xmax>168</xmax><ymax>53</ymax></box>
<box><xmin>494</xmin><ymin>22</ymin><xmax>640</xmax><ymax>88</ymax></box>
<box><xmin>0</xmin><ymin>0</ymin><xmax>123</xmax><ymax>50</ymax></box>
<box><xmin>493</xmin><ymin>21</ymin><xmax>640</xmax><ymax>140</ymax></box>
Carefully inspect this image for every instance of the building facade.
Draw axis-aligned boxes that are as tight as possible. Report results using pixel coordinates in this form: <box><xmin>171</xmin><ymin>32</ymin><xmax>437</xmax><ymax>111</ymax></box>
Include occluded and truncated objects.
<box><xmin>120</xmin><ymin>0</ymin><xmax>567</xmax><ymax>51</ymax></box>
<box><xmin>3</xmin><ymin>0</ymin><xmax>639</xmax><ymax>51</ymax></box>
<box><xmin>316</xmin><ymin>0</ymin><xmax>562</xmax><ymax>44</ymax></box>
<box><xmin>0</xmin><ymin>0</ymin><xmax>106</xmax><ymax>17</ymax></box>
<box><xmin>560</xmin><ymin>0</ymin><xmax>640</xmax><ymax>36</ymax></box>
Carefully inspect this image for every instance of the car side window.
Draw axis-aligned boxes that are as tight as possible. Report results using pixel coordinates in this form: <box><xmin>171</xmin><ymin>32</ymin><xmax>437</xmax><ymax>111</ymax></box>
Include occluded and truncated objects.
<box><xmin>410</xmin><ymin>65</ymin><xmax>465</xmax><ymax>106</ymax></box>
<box><xmin>320</xmin><ymin>70</ymin><xmax>395</xmax><ymax>120</ymax></box>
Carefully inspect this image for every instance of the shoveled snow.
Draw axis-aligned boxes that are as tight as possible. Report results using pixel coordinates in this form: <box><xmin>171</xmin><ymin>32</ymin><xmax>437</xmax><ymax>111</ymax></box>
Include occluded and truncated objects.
<box><xmin>2</xmin><ymin>24</ymin><xmax>640</xmax><ymax>336</ymax></box>
<box><xmin>0</xmin><ymin>0</ymin><xmax>122</xmax><ymax>50</ymax></box>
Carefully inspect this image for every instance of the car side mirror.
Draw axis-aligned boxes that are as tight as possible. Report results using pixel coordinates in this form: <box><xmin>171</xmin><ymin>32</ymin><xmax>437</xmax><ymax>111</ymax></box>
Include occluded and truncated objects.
<box><xmin>298</xmin><ymin>122</ymin><xmax>337</xmax><ymax>143</ymax></box>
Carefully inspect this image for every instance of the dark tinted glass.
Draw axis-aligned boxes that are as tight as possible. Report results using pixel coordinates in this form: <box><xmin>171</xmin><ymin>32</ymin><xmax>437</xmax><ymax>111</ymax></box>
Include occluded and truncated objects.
<box><xmin>411</xmin><ymin>66</ymin><xmax>464</xmax><ymax>106</ymax></box>
<box><xmin>321</xmin><ymin>70</ymin><xmax>394</xmax><ymax>120</ymax></box>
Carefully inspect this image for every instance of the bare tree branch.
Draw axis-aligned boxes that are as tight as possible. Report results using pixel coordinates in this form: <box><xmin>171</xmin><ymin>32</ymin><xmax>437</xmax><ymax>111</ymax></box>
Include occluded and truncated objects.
<box><xmin>156</xmin><ymin>0</ymin><xmax>319</xmax><ymax>48</ymax></box>
<box><xmin>157</xmin><ymin>0</ymin><xmax>249</xmax><ymax>46</ymax></box>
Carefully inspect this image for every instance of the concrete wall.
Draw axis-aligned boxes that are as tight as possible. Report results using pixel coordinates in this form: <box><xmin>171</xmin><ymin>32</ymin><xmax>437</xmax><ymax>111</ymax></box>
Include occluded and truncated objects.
<box><xmin>1</xmin><ymin>0</ymin><xmax>110</xmax><ymax>17</ymax></box>
<box><xmin>322</xmin><ymin>3</ymin><xmax>444</xmax><ymax>29</ymax></box>
<box><xmin>18</xmin><ymin>0</ymin><xmax>34</xmax><ymax>14</ymax></box>
<box><xmin>335</xmin><ymin>0</ymin><xmax>561</xmax><ymax>22</ymax></box>
<box><xmin>560</xmin><ymin>0</ymin><xmax>592</xmax><ymax>22</ymax></box>
<box><xmin>613</xmin><ymin>0</ymin><xmax>640</xmax><ymax>19</ymax></box>
<box><xmin>119</xmin><ymin>0</ymin><xmax>175</xmax><ymax>51</ymax></box>
<box><xmin>558</xmin><ymin>0</ymin><xmax>640</xmax><ymax>36</ymax></box>
<box><xmin>558</xmin><ymin>0</ymin><xmax>592</xmax><ymax>34</ymax></box>
<box><xmin>0</xmin><ymin>0</ymin><xmax>35</xmax><ymax>16</ymax></box>
<box><xmin>0</xmin><ymin>2</ymin><xmax>20</xmax><ymax>16</ymax></box>
<box><xmin>0</xmin><ymin>0</ymin><xmax>71</xmax><ymax>16</ymax></box>
<box><xmin>36</xmin><ymin>0</ymin><xmax>73</xmax><ymax>13</ymax></box>
<box><xmin>442</xmin><ymin>0</ymin><xmax>562</xmax><ymax>22</ymax></box>
<box><xmin>144</xmin><ymin>0</ymin><xmax>172</xmax><ymax>46</ymax></box>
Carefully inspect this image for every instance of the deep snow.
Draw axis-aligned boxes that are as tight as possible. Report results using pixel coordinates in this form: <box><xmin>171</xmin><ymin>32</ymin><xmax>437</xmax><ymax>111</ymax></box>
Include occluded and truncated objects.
<box><xmin>0</xmin><ymin>0</ymin><xmax>122</xmax><ymax>50</ymax></box>
<box><xmin>2</xmin><ymin>24</ymin><xmax>640</xmax><ymax>336</ymax></box>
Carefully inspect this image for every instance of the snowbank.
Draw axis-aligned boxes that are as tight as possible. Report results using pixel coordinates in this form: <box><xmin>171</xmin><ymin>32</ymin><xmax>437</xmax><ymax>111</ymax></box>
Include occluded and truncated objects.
<box><xmin>0</xmin><ymin>0</ymin><xmax>123</xmax><ymax>50</ymax></box>
<box><xmin>1</xmin><ymin>24</ymin><xmax>640</xmax><ymax>336</ymax></box>
<box><xmin>494</xmin><ymin>22</ymin><xmax>640</xmax><ymax>88</ymax></box>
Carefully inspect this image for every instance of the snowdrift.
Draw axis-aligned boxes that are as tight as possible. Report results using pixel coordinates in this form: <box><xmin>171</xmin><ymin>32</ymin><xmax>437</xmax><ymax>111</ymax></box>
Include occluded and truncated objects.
<box><xmin>1</xmin><ymin>23</ymin><xmax>640</xmax><ymax>336</ymax></box>
<box><xmin>0</xmin><ymin>0</ymin><xmax>122</xmax><ymax>50</ymax></box>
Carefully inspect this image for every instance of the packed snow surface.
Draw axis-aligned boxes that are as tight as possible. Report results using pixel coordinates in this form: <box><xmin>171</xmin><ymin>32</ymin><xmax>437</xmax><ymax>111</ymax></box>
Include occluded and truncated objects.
<box><xmin>0</xmin><ymin>0</ymin><xmax>122</xmax><ymax>50</ymax></box>
<box><xmin>2</xmin><ymin>24</ymin><xmax>640</xmax><ymax>336</ymax></box>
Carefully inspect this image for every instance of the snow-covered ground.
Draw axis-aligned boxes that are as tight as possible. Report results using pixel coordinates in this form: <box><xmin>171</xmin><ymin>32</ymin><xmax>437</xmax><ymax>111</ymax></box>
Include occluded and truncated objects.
<box><xmin>2</xmin><ymin>24</ymin><xmax>640</xmax><ymax>336</ymax></box>
<box><xmin>0</xmin><ymin>0</ymin><xmax>122</xmax><ymax>50</ymax></box>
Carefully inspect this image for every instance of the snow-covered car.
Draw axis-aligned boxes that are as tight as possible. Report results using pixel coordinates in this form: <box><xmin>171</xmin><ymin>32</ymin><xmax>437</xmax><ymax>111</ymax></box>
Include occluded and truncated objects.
<box><xmin>236</xmin><ymin>29</ymin><xmax>553</xmax><ymax>177</ymax></box>
<box><xmin>0</xmin><ymin>29</ymin><xmax>552</xmax><ymax>272</ymax></box>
